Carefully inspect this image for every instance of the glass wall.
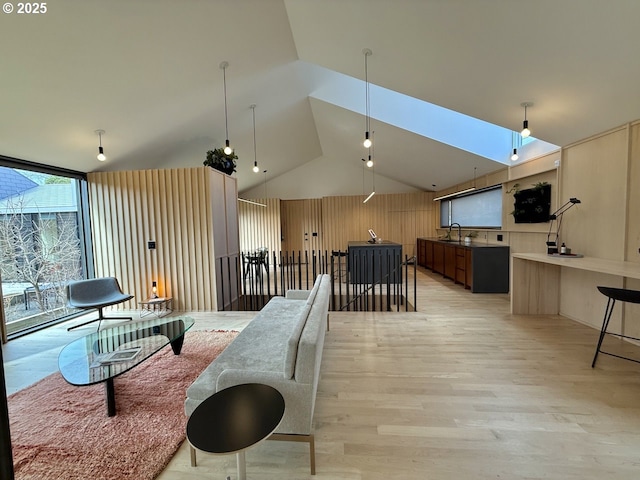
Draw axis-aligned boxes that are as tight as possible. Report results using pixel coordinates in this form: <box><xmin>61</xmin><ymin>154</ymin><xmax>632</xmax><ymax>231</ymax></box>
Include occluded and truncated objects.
<box><xmin>0</xmin><ymin>161</ymin><xmax>92</xmax><ymax>338</ymax></box>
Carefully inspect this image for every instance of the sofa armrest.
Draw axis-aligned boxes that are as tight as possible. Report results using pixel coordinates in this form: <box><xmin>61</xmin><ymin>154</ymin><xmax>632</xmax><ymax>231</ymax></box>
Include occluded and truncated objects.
<box><xmin>285</xmin><ymin>289</ymin><xmax>311</xmax><ymax>300</ymax></box>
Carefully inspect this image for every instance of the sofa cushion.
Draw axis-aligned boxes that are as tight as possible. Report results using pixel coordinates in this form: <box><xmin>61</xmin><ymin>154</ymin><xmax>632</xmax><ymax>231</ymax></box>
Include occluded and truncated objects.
<box><xmin>285</xmin><ymin>274</ymin><xmax>322</xmax><ymax>305</ymax></box>
<box><xmin>304</xmin><ymin>277</ymin><xmax>320</xmax><ymax>305</ymax></box>
<box><xmin>185</xmin><ymin>296</ymin><xmax>308</xmax><ymax>404</ymax></box>
<box><xmin>283</xmin><ymin>304</ymin><xmax>311</xmax><ymax>379</ymax></box>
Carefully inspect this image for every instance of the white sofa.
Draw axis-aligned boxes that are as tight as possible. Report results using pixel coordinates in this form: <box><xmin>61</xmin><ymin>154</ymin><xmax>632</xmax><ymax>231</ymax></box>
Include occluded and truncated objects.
<box><xmin>185</xmin><ymin>273</ymin><xmax>331</xmax><ymax>474</ymax></box>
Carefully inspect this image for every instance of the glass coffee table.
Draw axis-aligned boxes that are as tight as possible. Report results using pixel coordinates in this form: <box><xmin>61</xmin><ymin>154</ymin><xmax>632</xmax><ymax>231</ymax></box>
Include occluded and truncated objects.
<box><xmin>58</xmin><ymin>316</ymin><xmax>195</xmax><ymax>416</ymax></box>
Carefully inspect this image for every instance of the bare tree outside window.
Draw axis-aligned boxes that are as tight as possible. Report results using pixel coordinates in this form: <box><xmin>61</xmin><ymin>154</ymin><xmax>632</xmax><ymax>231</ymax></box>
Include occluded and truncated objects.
<box><xmin>0</xmin><ymin>196</ymin><xmax>82</xmax><ymax>321</ymax></box>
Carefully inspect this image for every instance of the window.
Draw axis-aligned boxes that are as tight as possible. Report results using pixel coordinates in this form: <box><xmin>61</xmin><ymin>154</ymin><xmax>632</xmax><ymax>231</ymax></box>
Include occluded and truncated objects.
<box><xmin>440</xmin><ymin>186</ymin><xmax>502</xmax><ymax>228</ymax></box>
<box><xmin>0</xmin><ymin>159</ymin><xmax>92</xmax><ymax>338</ymax></box>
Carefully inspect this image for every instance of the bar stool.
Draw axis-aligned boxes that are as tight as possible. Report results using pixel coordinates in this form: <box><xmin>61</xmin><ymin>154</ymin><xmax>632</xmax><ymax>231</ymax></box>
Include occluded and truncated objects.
<box><xmin>592</xmin><ymin>286</ymin><xmax>640</xmax><ymax>367</ymax></box>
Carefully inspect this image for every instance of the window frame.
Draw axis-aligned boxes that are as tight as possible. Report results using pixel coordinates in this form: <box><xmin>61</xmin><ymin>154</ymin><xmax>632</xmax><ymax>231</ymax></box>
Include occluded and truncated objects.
<box><xmin>0</xmin><ymin>155</ymin><xmax>94</xmax><ymax>339</ymax></box>
<box><xmin>439</xmin><ymin>185</ymin><xmax>503</xmax><ymax>229</ymax></box>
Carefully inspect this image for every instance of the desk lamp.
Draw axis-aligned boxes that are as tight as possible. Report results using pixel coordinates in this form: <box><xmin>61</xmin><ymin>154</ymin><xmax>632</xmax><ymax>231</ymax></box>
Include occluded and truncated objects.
<box><xmin>546</xmin><ymin>197</ymin><xmax>581</xmax><ymax>254</ymax></box>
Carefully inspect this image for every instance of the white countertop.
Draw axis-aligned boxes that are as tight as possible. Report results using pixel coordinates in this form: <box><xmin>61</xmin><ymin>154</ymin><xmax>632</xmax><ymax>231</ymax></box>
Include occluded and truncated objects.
<box><xmin>512</xmin><ymin>252</ymin><xmax>640</xmax><ymax>280</ymax></box>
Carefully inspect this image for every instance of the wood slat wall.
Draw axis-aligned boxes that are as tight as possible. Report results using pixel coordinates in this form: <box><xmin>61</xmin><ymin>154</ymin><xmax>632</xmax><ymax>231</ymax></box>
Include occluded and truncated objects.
<box><xmin>321</xmin><ymin>192</ymin><xmax>438</xmax><ymax>254</ymax></box>
<box><xmin>281</xmin><ymin>198</ymin><xmax>323</xmax><ymax>253</ymax></box>
<box><xmin>88</xmin><ymin>167</ymin><xmax>217</xmax><ymax>312</ymax></box>
<box><xmin>239</xmin><ymin>192</ymin><xmax>438</xmax><ymax>258</ymax></box>
<box><xmin>238</xmin><ymin>198</ymin><xmax>281</xmax><ymax>259</ymax></box>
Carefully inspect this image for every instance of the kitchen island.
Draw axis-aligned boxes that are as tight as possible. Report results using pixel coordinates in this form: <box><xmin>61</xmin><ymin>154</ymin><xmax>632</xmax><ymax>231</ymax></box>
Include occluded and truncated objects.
<box><xmin>348</xmin><ymin>240</ymin><xmax>402</xmax><ymax>284</ymax></box>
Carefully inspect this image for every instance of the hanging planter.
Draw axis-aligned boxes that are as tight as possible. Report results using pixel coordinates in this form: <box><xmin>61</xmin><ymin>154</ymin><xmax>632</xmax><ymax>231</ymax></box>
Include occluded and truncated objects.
<box><xmin>204</xmin><ymin>148</ymin><xmax>237</xmax><ymax>175</ymax></box>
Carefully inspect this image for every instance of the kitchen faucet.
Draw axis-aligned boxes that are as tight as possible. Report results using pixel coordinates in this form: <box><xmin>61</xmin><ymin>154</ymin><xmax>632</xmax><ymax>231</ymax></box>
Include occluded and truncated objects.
<box><xmin>449</xmin><ymin>223</ymin><xmax>461</xmax><ymax>241</ymax></box>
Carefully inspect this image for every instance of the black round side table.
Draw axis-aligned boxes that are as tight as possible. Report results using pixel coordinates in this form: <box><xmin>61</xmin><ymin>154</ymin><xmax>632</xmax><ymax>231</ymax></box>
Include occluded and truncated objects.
<box><xmin>187</xmin><ymin>383</ymin><xmax>285</xmax><ymax>479</ymax></box>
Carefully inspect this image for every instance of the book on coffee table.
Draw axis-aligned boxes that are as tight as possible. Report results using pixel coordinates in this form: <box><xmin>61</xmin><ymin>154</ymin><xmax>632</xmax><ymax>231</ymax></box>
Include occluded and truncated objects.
<box><xmin>91</xmin><ymin>346</ymin><xmax>142</xmax><ymax>367</ymax></box>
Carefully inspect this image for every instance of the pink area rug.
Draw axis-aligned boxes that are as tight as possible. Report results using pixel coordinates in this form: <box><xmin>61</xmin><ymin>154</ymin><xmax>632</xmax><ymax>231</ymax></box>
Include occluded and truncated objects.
<box><xmin>8</xmin><ymin>329</ymin><xmax>238</xmax><ymax>480</ymax></box>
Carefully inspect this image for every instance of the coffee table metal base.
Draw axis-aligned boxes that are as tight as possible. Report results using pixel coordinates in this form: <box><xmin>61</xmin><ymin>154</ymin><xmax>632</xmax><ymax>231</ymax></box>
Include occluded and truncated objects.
<box><xmin>102</xmin><ymin>330</ymin><xmax>187</xmax><ymax>416</ymax></box>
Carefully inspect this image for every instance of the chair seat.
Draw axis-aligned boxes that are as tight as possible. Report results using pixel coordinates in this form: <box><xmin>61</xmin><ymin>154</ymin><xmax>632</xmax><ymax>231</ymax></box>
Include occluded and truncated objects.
<box><xmin>592</xmin><ymin>285</ymin><xmax>640</xmax><ymax>367</ymax></box>
<box><xmin>597</xmin><ymin>286</ymin><xmax>640</xmax><ymax>304</ymax></box>
<box><xmin>68</xmin><ymin>291</ymin><xmax>133</xmax><ymax>309</ymax></box>
<box><xmin>66</xmin><ymin>277</ymin><xmax>134</xmax><ymax>331</ymax></box>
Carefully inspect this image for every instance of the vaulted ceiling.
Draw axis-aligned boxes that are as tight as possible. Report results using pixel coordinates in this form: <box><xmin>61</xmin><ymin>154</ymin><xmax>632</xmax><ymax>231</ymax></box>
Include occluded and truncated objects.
<box><xmin>2</xmin><ymin>0</ymin><xmax>640</xmax><ymax>196</ymax></box>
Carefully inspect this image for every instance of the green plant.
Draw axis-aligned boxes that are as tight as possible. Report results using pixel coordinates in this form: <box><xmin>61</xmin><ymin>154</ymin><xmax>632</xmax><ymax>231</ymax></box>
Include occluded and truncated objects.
<box><xmin>465</xmin><ymin>231</ymin><xmax>478</xmax><ymax>238</ymax></box>
<box><xmin>532</xmin><ymin>181</ymin><xmax>549</xmax><ymax>190</ymax></box>
<box><xmin>505</xmin><ymin>183</ymin><xmax>520</xmax><ymax>194</ymax></box>
<box><xmin>204</xmin><ymin>148</ymin><xmax>238</xmax><ymax>174</ymax></box>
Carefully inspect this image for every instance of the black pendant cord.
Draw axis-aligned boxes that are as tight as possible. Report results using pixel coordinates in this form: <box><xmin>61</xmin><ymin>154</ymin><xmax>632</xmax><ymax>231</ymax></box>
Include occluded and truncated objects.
<box><xmin>252</xmin><ymin>106</ymin><xmax>257</xmax><ymax>164</ymax></box>
<box><xmin>223</xmin><ymin>65</ymin><xmax>229</xmax><ymax>141</ymax></box>
<box><xmin>371</xmin><ymin>136</ymin><xmax>375</xmax><ymax>192</ymax></box>
<box><xmin>365</xmin><ymin>52</ymin><xmax>370</xmax><ymax>134</ymax></box>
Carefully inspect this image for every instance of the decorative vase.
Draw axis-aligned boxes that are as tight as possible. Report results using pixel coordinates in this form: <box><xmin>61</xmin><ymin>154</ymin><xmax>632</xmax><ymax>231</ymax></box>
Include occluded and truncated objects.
<box><xmin>211</xmin><ymin>162</ymin><xmax>234</xmax><ymax>175</ymax></box>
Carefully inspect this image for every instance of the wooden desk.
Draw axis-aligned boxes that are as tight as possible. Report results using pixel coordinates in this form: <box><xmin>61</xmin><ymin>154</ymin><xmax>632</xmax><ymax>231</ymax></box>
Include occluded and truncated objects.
<box><xmin>511</xmin><ymin>253</ymin><xmax>640</xmax><ymax>314</ymax></box>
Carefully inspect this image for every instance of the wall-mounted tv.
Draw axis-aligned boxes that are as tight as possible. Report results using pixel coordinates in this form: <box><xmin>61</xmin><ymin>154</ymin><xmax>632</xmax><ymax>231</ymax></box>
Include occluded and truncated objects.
<box><xmin>512</xmin><ymin>184</ymin><xmax>551</xmax><ymax>223</ymax></box>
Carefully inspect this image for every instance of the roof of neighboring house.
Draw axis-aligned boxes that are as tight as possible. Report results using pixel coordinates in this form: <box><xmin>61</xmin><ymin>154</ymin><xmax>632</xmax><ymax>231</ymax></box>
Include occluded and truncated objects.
<box><xmin>0</xmin><ymin>167</ymin><xmax>38</xmax><ymax>200</ymax></box>
<box><xmin>0</xmin><ymin>183</ymin><xmax>77</xmax><ymax>214</ymax></box>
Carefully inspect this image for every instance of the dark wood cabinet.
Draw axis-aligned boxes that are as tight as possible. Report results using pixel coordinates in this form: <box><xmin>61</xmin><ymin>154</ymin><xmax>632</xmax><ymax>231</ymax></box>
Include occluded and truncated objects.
<box><xmin>425</xmin><ymin>240</ymin><xmax>433</xmax><ymax>269</ymax></box>
<box><xmin>455</xmin><ymin>247</ymin><xmax>467</xmax><ymax>286</ymax></box>
<box><xmin>417</xmin><ymin>237</ymin><xmax>435</xmax><ymax>270</ymax></box>
<box><xmin>416</xmin><ymin>238</ymin><xmax>509</xmax><ymax>293</ymax></box>
<box><xmin>417</xmin><ymin>239</ymin><xmax>427</xmax><ymax>267</ymax></box>
<box><xmin>444</xmin><ymin>244</ymin><xmax>456</xmax><ymax>280</ymax></box>
<box><xmin>432</xmin><ymin>242</ymin><xmax>444</xmax><ymax>275</ymax></box>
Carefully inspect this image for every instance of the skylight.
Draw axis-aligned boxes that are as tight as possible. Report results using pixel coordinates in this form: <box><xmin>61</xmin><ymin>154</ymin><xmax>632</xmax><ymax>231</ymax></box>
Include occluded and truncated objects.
<box><xmin>309</xmin><ymin>64</ymin><xmax>558</xmax><ymax>164</ymax></box>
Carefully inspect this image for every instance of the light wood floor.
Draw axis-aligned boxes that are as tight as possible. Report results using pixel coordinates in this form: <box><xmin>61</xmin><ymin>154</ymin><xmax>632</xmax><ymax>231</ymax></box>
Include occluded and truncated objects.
<box><xmin>5</xmin><ymin>267</ymin><xmax>640</xmax><ymax>479</ymax></box>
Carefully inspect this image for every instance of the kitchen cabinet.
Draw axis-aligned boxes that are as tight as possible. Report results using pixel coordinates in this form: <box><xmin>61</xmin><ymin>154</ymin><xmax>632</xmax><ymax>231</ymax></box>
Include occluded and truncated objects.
<box><xmin>416</xmin><ymin>238</ymin><xmax>509</xmax><ymax>293</ymax></box>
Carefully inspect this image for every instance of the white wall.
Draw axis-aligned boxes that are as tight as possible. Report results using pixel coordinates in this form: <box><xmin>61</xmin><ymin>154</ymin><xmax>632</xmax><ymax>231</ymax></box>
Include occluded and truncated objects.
<box><xmin>240</xmin><ymin>153</ymin><xmax>420</xmax><ymax>199</ymax></box>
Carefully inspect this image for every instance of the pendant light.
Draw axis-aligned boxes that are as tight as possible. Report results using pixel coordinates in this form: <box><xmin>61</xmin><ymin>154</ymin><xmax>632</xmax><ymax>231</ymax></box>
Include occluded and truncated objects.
<box><xmin>511</xmin><ymin>131</ymin><xmax>519</xmax><ymax>161</ymax></box>
<box><xmin>363</xmin><ymin>134</ymin><xmax>375</xmax><ymax>203</ymax></box>
<box><xmin>366</xmin><ymin>155</ymin><xmax>373</xmax><ymax>168</ymax></box>
<box><xmin>520</xmin><ymin>102</ymin><xmax>533</xmax><ymax>138</ymax></box>
<box><xmin>362</xmin><ymin>48</ymin><xmax>373</xmax><ymax>148</ymax></box>
<box><xmin>250</xmin><ymin>104</ymin><xmax>259</xmax><ymax>173</ymax></box>
<box><xmin>220</xmin><ymin>61</ymin><xmax>233</xmax><ymax>155</ymax></box>
<box><xmin>95</xmin><ymin>129</ymin><xmax>106</xmax><ymax>161</ymax></box>
<box><xmin>363</xmin><ymin>166</ymin><xmax>375</xmax><ymax>202</ymax></box>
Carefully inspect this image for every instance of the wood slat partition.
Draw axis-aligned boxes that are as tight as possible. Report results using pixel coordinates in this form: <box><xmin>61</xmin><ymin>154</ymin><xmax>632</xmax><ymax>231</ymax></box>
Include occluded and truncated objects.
<box><xmin>321</xmin><ymin>192</ymin><xmax>438</xmax><ymax>253</ymax></box>
<box><xmin>238</xmin><ymin>198</ymin><xmax>281</xmax><ymax>257</ymax></box>
<box><xmin>280</xmin><ymin>198</ymin><xmax>323</xmax><ymax>253</ymax></box>
<box><xmin>281</xmin><ymin>199</ymin><xmax>305</xmax><ymax>253</ymax></box>
<box><xmin>88</xmin><ymin>167</ymin><xmax>218</xmax><ymax>312</ymax></box>
<box><xmin>239</xmin><ymin>192</ymin><xmax>437</xmax><ymax>261</ymax></box>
